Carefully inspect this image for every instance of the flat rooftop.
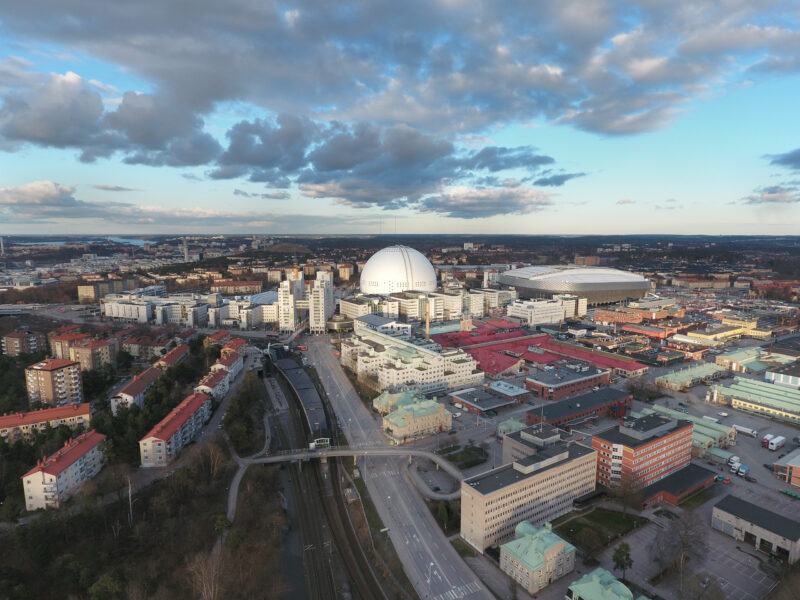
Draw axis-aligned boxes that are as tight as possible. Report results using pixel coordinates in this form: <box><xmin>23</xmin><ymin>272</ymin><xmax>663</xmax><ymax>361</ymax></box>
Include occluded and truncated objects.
<box><xmin>526</xmin><ymin>362</ymin><xmax>605</xmax><ymax>386</ymax></box>
<box><xmin>527</xmin><ymin>388</ymin><xmax>631</xmax><ymax>423</ymax></box>
<box><xmin>595</xmin><ymin>417</ymin><xmax>690</xmax><ymax>448</ymax></box>
<box><xmin>768</xmin><ymin>361</ymin><xmax>800</xmax><ymax>378</ymax></box>
<box><xmin>715</xmin><ymin>494</ymin><xmax>800</xmax><ymax>542</ymax></box>
<box><xmin>464</xmin><ymin>443</ymin><xmax>594</xmax><ymax>496</ymax></box>
<box><xmin>641</xmin><ymin>463</ymin><xmax>716</xmax><ymax>501</ymax></box>
<box><xmin>449</xmin><ymin>388</ymin><xmax>515</xmax><ymax>411</ymax></box>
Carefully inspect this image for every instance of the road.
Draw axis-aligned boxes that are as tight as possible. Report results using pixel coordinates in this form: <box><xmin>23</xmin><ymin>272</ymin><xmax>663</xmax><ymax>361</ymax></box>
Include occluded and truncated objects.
<box><xmin>305</xmin><ymin>335</ymin><xmax>491</xmax><ymax>600</ymax></box>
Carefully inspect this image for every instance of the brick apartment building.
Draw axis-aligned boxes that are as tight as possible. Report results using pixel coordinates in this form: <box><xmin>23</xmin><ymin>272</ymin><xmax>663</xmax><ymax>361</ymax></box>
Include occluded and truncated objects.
<box><xmin>525</xmin><ymin>388</ymin><xmax>632</xmax><ymax>428</ymax></box>
<box><xmin>1</xmin><ymin>330</ymin><xmax>47</xmax><ymax>356</ymax></box>
<box><xmin>25</xmin><ymin>358</ymin><xmax>84</xmax><ymax>406</ymax></box>
<box><xmin>524</xmin><ymin>362</ymin><xmax>610</xmax><ymax>401</ymax></box>
<box><xmin>591</xmin><ymin>414</ymin><xmax>693</xmax><ymax>488</ymax></box>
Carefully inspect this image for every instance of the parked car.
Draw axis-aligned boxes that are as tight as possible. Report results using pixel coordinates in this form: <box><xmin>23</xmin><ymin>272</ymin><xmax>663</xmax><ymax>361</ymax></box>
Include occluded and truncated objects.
<box><xmin>722</xmin><ymin>477</ymin><xmax>731</xmax><ymax>484</ymax></box>
<box><xmin>745</xmin><ymin>476</ymin><xmax>757</xmax><ymax>483</ymax></box>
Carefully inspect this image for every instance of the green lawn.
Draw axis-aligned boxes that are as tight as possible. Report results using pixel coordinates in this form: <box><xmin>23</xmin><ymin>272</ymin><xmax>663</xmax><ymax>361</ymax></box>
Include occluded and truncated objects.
<box><xmin>443</xmin><ymin>445</ymin><xmax>488</xmax><ymax>469</ymax></box>
<box><xmin>679</xmin><ymin>488</ymin><xmax>716</xmax><ymax>511</ymax></box>
<box><xmin>553</xmin><ymin>508</ymin><xmax>643</xmax><ymax>552</ymax></box>
<box><xmin>451</xmin><ymin>538</ymin><xmax>478</xmax><ymax>558</ymax></box>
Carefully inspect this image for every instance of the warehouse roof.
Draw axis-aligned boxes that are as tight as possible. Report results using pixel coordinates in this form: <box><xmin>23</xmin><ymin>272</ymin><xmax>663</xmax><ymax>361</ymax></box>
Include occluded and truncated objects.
<box><xmin>526</xmin><ymin>388</ymin><xmax>631</xmax><ymax>423</ymax></box>
<box><xmin>715</xmin><ymin>495</ymin><xmax>800</xmax><ymax>542</ymax></box>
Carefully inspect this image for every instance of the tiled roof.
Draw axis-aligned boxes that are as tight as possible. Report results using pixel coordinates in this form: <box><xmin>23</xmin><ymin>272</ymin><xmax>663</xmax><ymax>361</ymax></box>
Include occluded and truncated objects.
<box><xmin>197</xmin><ymin>370</ymin><xmax>227</xmax><ymax>389</ymax></box>
<box><xmin>156</xmin><ymin>344</ymin><xmax>190</xmax><ymax>366</ymax></box>
<box><xmin>116</xmin><ymin>368</ymin><xmax>161</xmax><ymax>398</ymax></box>
<box><xmin>140</xmin><ymin>393</ymin><xmax>210</xmax><ymax>442</ymax></box>
<box><xmin>224</xmin><ymin>338</ymin><xmax>246</xmax><ymax>351</ymax></box>
<box><xmin>22</xmin><ymin>430</ymin><xmax>106</xmax><ymax>478</ymax></box>
<box><xmin>0</xmin><ymin>403</ymin><xmax>91</xmax><ymax>429</ymax></box>
<box><xmin>27</xmin><ymin>358</ymin><xmax>80</xmax><ymax>371</ymax></box>
<box><xmin>51</xmin><ymin>332</ymin><xmax>90</xmax><ymax>343</ymax></box>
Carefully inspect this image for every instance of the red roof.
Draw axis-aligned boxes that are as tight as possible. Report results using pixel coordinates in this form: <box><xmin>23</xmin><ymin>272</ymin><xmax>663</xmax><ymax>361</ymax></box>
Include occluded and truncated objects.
<box><xmin>117</xmin><ymin>367</ymin><xmax>162</xmax><ymax>398</ymax></box>
<box><xmin>22</xmin><ymin>430</ymin><xmax>106</xmax><ymax>478</ymax></box>
<box><xmin>197</xmin><ymin>369</ymin><xmax>228</xmax><ymax>389</ymax></box>
<box><xmin>27</xmin><ymin>358</ymin><xmax>80</xmax><ymax>371</ymax></box>
<box><xmin>467</xmin><ymin>348</ymin><xmax>521</xmax><ymax>375</ymax></box>
<box><xmin>178</xmin><ymin>328</ymin><xmax>197</xmax><ymax>339</ymax></box>
<box><xmin>51</xmin><ymin>332</ymin><xmax>91</xmax><ymax>343</ymax></box>
<box><xmin>207</xmin><ymin>330</ymin><xmax>230</xmax><ymax>342</ymax></box>
<box><xmin>51</xmin><ymin>324</ymin><xmax>80</xmax><ymax>335</ymax></box>
<box><xmin>224</xmin><ymin>338</ymin><xmax>246</xmax><ymax>351</ymax></box>
<box><xmin>217</xmin><ymin>354</ymin><xmax>240</xmax><ymax>368</ymax></box>
<box><xmin>157</xmin><ymin>344</ymin><xmax>190</xmax><ymax>366</ymax></box>
<box><xmin>140</xmin><ymin>393</ymin><xmax>210</xmax><ymax>442</ymax></box>
<box><xmin>0</xmin><ymin>403</ymin><xmax>91</xmax><ymax>429</ymax></box>
<box><xmin>3</xmin><ymin>330</ymin><xmax>37</xmax><ymax>339</ymax></box>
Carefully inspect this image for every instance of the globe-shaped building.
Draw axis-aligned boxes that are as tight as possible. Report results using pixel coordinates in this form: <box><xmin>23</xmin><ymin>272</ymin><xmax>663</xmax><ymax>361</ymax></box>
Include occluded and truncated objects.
<box><xmin>359</xmin><ymin>246</ymin><xmax>437</xmax><ymax>295</ymax></box>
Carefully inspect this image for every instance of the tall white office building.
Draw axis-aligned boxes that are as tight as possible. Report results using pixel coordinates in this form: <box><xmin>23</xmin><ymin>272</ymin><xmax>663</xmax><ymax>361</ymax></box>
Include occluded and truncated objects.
<box><xmin>309</xmin><ymin>271</ymin><xmax>335</xmax><ymax>334</ymax></box>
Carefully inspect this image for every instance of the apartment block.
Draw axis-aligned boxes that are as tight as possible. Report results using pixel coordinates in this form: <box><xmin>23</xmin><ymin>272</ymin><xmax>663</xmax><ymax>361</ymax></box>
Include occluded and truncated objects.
<box><xmin>0</xmin><ymin>403</ymin><xmax>91</xmax><ymax>443</ymax></box>
<box><xmin>499</xmin><ymin>521</ymin><xmax>575</xmax><ymax>595</ymax></box>
<box><xmin>194</xmin><ymin>369</ymin><xmax>229</xmax><ymax>401</ymax></box>
<box><xmin>77</xmin><ymin>276</ymin><xmax>138</xmax><ymax>303</ymax></box>
<box><xmin>25</xmin><ymin>358</ymin><xmax>83</xmax><ymax>406</ymax></box>
<box><xmin>50</xmin><ymin>332</ymin><xmax>91</xmax><ymax>359</ymax></box>
<box><xmin>110</xmin><ymin>367</ymin><xmax>162</xmax><ymax>415</ymax></box>
<box><xmin>341</xmin><ymin>328</ymin><xmax>483</xmax><ymax>395</ymax></box>
<box><xmin>154</xmin><ymin>344</ymin><xmax>190</xmax><ymax>370</ymax></box>
<box><xmin>460</xmin><ymin>442</ymin><xmax>596</xmax><ymax>552</ymax></box>
<box><xmin>1</xmin><ymin>330</ymin><xmax>47</xmax><ymax>356</ymax></box>
<box><xmin>69</xmin><ymin>338</ymin><xmax>119</xmax><ymax>371</ymax></box>
<box><xmin>592</xmin><ymin>414</ymin><xmax>693</xmax><ymax>488</ymax></box>
<box><xmin>212</xmin><ymin>353</ymin><xmax>243</xmax><ymax>380</ymax></box>
<box><xmin>309</xmin><ymin>273</ymin><xmax>335</xmax><ymax>334</ymax></box>
<box><xmin>209</xmin><ymin>280</ymin><xmax>263</xmax><ymax>294</ymax></box>
<box><xmin>22</xmin><ymin>430</ymin><xmax>106</xmax><ymax>511</ymax></box>
<box><xmin>139</xmin><ymin>392</ymin><xmax>212</xmax><ymax>467</ymax></box>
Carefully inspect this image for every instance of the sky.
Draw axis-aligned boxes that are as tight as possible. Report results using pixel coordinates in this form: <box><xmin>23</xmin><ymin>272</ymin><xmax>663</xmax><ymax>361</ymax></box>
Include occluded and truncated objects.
<box><xmin>1</xmin><ymin>1</ymin><xmax>800</xmax><ymax>235</ymax></box>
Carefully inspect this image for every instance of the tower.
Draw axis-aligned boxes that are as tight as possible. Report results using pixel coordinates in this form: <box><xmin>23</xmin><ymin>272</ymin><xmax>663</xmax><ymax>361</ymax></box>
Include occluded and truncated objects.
<box><xmin>182</xmin><ymin>238</ymin><xmax>189</xmax><ymax>262</ymax></box>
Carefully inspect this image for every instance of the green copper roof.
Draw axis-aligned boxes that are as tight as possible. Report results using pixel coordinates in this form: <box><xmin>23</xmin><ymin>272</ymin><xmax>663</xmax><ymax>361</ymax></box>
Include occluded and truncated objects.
<box><xmin>567</xmin><ymin>568</ymin><xmax>648</xmax><ymax>600</ymax></box>
<box><xmin>500</xmin><ymin>521</ymin><xmax>574</xmax><ymax>573</ymax></box>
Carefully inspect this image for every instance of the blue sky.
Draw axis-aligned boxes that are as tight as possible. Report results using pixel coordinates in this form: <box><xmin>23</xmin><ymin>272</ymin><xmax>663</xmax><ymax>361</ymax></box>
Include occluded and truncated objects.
<box><xmin>1</xmin><ymin>1</ymin><xmax>800</xmax><ymax>235</ymax></box>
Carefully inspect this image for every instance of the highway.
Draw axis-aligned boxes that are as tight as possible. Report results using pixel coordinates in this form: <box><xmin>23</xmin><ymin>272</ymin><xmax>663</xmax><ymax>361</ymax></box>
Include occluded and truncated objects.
<box><xmin>304</xmin><ymin>335</ymin><xmax>491</xmax><ymax>600</ymax></box>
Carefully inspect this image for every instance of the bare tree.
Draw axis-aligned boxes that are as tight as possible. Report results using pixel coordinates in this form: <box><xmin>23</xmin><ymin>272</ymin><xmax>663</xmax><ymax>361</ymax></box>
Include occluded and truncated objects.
<box><xmin>187</xmin><ymin>550</ymin><xmax>225</xmax><ymax>600</ymax></box>
<box><xmin>610</xmin><ymin>472</ymin><xmax>644</xmax><ymax>515</ymax></box>
<box><xmin>650</xmin><ymin>510</ymin><xmax>706</xmax><ymax>598</ymax></box>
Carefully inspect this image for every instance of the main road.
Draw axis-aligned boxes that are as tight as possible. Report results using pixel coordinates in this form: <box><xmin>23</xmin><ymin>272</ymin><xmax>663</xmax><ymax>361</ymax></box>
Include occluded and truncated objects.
<box><xmin>305</xmin><ymin>336</ymin><xmax>491</xmax><ymax>600</ymax></box>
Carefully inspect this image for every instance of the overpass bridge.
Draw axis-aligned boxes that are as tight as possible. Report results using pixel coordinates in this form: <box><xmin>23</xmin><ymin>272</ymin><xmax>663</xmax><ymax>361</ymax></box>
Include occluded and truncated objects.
<box><xmin>245</xmin><ymin>446</ymin><xmax>464</xmax><ymax>499</ymax></box>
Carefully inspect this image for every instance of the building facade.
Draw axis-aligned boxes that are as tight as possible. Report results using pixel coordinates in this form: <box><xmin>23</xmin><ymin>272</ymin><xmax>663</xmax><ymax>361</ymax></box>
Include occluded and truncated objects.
<box><xmin>0</xmin><ymin>403</ymin><xmax>91</xmax><ymax>443</ymax></box>
<box><xmin>382</xmin><ymin>400</ymin><xmax>452</xmax><ymax>443</ymax></box>
<box><xmin>499</xmin><ymin>521</ymin><xmax>575</xmax><ymax>595</ymax></box>
<box><xmin>592</xmin><ymin>415</ymin><xmax>693</xmax><ymax>488</ymax></box>
<box><xmin>1</xmin><ymin>330</ymin><xmax>47</xmax><ymax>356</ymax></box>
<box><xmin>460</xmin><ymin>443</ymin><xmax>596</xmax><ymax>551</ymax></box>
<box><xmin>139</xmin><ymin>392</ymin><xmax>212</xmax><ymax>467</ymax></box>
<box><xmin>21</xmin><ymin>430</ymin><xmax>106</xmax><ymax>511</ymax></box>
<box><xmin>110</xmin><ymin>367</ymin><xmax>162</xmax><ymax>415</ymax></box>
<box><xmin>25</xmin><ymin>358</ymin><xmax>84</xmax><ymax>406</ymax></box>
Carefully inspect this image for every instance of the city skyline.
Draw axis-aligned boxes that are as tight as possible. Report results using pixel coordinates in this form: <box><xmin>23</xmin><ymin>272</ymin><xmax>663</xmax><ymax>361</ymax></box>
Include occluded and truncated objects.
<box><xmin>1</xmin><ymin>1</ymin><xmax>800</xmax><ymax>234</ymax></box>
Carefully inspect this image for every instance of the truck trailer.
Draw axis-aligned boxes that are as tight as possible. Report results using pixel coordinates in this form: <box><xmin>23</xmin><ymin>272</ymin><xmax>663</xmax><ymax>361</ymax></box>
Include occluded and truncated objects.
<box><xmin>769</xmin><ymin>436</ymin><xmax>786</xmax><ymax>451</ymax></box>
<box><xmin>733</xmin><ymin>424</ymin><xmax>758</xmax><ymax>438</ymax></box>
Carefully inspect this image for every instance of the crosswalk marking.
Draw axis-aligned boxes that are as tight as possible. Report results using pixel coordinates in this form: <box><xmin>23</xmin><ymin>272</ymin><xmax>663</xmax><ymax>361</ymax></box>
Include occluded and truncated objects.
<box><xmin>431</xmin><ymin>581</ymin><xmax>482</xmax><ymax>600</ymax></box>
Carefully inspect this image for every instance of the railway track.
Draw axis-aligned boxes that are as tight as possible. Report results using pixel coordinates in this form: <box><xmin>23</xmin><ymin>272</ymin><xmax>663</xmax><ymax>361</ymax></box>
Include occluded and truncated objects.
<box><xmin>273</xmin><ymin>370</ymin><xmax>388</xmax><ymax>600</ymax></box>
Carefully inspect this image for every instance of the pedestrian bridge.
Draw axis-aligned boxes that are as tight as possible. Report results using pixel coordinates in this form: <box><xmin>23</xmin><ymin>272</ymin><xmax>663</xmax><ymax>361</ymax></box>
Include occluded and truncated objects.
<box><xmin>245</xmin><ymin>446</ymin><xmax>464</xmax><ymax>499</ymax></box>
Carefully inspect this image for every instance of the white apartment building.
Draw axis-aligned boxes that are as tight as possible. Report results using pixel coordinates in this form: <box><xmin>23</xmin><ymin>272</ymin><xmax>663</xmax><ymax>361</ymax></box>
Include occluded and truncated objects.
<box><xmin>211</xmin><ymin>353</ymin><xmax>243</xmax><ymax>380</ymax></box>
<box><xmin>278</xmin><ymin>271</ymin><xmax>305</xmax><ymax>333</ymax></box>
<box><xmin>102</xmin><ymin>299</ymin><xmax>152</xmax><ymax>323</ymax></box>
<box><xmin>110</xmin><ymin>367</ymin><xmax>161</xmax><ymax>415</ymax></box>
<box><xmin>340</xmin><ymin>328</ymin><xmax>483</xmax><ymax>394</ymax></box>
<box><xmin>460</xmin><ymin>443</ymin><xmax>597</xmax><ymax>552</ymax></box>
<box><xmin>506</xmin><ymin>296</ymin><xmax>586</xmax><ymax>326</ymax></box>
<box><xmin>139</xmin><ymin>392</ymin><xmax>212</xmax><ymax>468</ymax></box>
<box><xmin>102</xmin><ymin>290</ymin><xmax>215</xmax><ymax>327</ymax></box>
<box><xmin>340</xmin><ymin>295</ymin><xmax>400</xmax><ymax>320</ymax></box>
<box><xmin>194</xmin><ymin>369</ymin><xmax>230</xmax><ymax>401</ymax></box>
<box><xmin>22</xmin><ymin>430</ymin><xmax>106</xmax><ymax>511</ymax></box>
<box><xmin>309</xmin><ymin>272</ymin><xmax>335</xmax><ymax>334</ymax></box>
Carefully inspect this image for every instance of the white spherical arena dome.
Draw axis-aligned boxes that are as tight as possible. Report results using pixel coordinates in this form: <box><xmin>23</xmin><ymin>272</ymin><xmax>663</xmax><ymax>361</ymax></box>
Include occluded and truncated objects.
<box><xmin>360</xmin><ymin>246</ymin><xmax>437</xmax><ymax>295</ymax></box>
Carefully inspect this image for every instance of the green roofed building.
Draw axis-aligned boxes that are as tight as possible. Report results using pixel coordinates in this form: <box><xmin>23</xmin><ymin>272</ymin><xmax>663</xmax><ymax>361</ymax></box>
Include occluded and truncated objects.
<box><xmin>566</xmin><ymin>567</ymin><xmax>651</xmax><ymax>600</ymax></box>
<box><xmin>499</xmin><ymin>521</ymin><xmax>575</xmax><ymax>594</ymax></box>
<box><xmin>372</xmin><ymin>389</ymin><xmax>425</xmax><ymax>415</ymax></box>
<box><xmin>382</xmin><ymin>399</ymin><xmax>452</xmax><ymax>444</ymax></box>
<box><xmin>709</xmin><ymin>377</ymin><xmax>800</xmax><ymax>425</ymax></box>
<box><xmin>497</xmin><ymin>417</ymin><xmax>526</xmax><ymax>437</ymax></box>
<box><xmin>655</xmin><ymin>362</ymin><xmax>726</xmax><ymax>391</ymax></box>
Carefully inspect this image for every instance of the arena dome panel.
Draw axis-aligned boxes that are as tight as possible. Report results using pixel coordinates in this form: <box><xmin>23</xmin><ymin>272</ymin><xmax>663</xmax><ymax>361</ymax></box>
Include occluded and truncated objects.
<box><xmin>497</xmin><ymin>265</ymin><xmax>650</xmax><ymax>305</ymax></box>
<box><xmin>359</xmin><ymin>246</ymin><xmax>437</xmax><ymax>295</ymax></box>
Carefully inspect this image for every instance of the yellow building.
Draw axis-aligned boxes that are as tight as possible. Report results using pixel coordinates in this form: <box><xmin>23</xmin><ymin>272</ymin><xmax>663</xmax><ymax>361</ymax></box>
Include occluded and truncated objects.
<box><xmin>499</xmin><ymin>521</ymin><xmax>575</xmax><ymax>595</ymax></box>
<box><xmin>382</xmin><ymin>400</ymin><xmax>452</xmax><ymax>443</ymax></box>
<box><xmin>460</xmin><ymin>443</ymin><xmax>596</xmax><ymax>552</ymax></box>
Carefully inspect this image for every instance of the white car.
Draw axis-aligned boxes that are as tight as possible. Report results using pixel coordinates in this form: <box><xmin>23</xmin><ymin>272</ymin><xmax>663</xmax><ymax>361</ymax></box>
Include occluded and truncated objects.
<box><xmin>717</xmin><ymin>412</ymin><xmax>729</xmax><ymax>417</ymax></box>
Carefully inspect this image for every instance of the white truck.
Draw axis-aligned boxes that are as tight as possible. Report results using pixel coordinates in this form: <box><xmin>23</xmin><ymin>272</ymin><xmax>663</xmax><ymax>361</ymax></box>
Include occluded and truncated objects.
<box><xmin>733</xmin><ymin>424</ymin><xmax>758</xmax><ymax>438</ymax></box>
<box><xmin>769</xmin><ymin>436</ymin><xmax>786</xmax><ymax>451</ymax></box>
<box><xmin>702</xmin><ymin>415</ymin><xmax>722</xmax><ymax>424</ymax></box>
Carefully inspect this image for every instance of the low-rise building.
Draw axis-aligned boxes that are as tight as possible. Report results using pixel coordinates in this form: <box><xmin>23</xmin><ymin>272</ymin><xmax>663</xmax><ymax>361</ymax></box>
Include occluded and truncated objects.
<box><xmin>221</xmin><ymin>337</ymin><xmax>247</xmax><ymax>358</ymax></box>
<box><xmin>210</xmin><ymin>280</ymin><xmax>263</xmax><ymax>294</ymax></box>
<box><xmin>765</xmin><ymin>362</ymin><xmax>800</xmax><ymax>389</ymax></box>
<box><xmin>50</xmin><ymin>332</ymin><xmax>91</xmax><ymax>359</ymax></box>
<box><xmin>773</xmin><ymin>448</ymin><xmax>800</xmax><ymax>489</ymax></box>
<box><xmin>382</xmin><ymin>400</ymin><xmax>452</xmax><ymax>443</ymax></box>
<box><xmin>138</xmin><ymin>392</ymin><xmax>212</xmax><ymax>467</ymax></box>
<box><xmin>449</xmin><ymin>386</ymin><xmax>519</xmax><ymax>415</ymax></box>
<box><xmin>525</xmin><ymin>389</ymin><xmax>632</xmax><ymax>428</ymax></box>
<box><xmin>0</xmin><ymin>403</ymin><xmax>91</xmax><ymax>443</ymax></box>
<box><xmin>25</xmin><ymin>358</ymin><xmax>83</xmax><ymax>406</ymax></box>
<box><xmin>566</xmin><ymin>567</ymin><xmax>650</xmax><ymax>600</ymax></box>
<box><xmin>501</xmin><ymin>423</ymin><xmax>562</xmax><ymax>464</ymax></box>
<box><xmin>460</xmin><ymin>442</ymin><xmax>596</xmax><ymax>552</ymax></box>
<box><xmin>1</xmin><ymin>330</ymin><xmax>47</xmax><ymax>356</ymax></box>
<box><xmin>21</xmin><ymin>430</ymin><xmax>106</xmax><ymax>511</ymax></box>
<box><xmin>525</xmin><ymin>362</ymin><xmax>610</xmax><ymax>401</ymax></box>
<box><xmin>154</xmin><ymin>344</ymin><xmax>190</xmax><ymax>370</ymax></box>
<box><xmin>499</xmin><ymin>521</ymin><xmax>575</xmax><ymax>595</ymax></box>
<box><xmin>204</xmin><ymin>330</ymin><xmax>231</xmax><ymax>347</ymax></box>
<box><xmin>110</xmin><ymin>367</ymin><xmax>162</xmax><ymax>415</ymax></box>
<box><xmin>211</xmin><ymin>353</ymin><xmax>243</xmax><ymax>380</ymax></box>
<box><xmin>372</xmin><ymin>389</ymin><xmax>426</xmax><ymax>415</ymax></box>
<box><xmin>708</xmin><ymin>377</ymin><xmax>800</xmax><ymax>425</ymax></box>
<box><xmin>712</xmin><ymin>495</ymin><xmax>800</xmax><ymax>563</ymax></box>
<box><xmin>194</xmin><ymin>369</ymin><xmax>230</xmax><ymax>401</ymax></box>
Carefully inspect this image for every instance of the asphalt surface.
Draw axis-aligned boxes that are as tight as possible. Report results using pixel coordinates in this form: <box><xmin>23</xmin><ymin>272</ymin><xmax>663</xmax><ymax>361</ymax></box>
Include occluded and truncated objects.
<box><xmin>304</xmin><ymin>335</ymin><xmax>491</xmax><ymax>600</ymax></box>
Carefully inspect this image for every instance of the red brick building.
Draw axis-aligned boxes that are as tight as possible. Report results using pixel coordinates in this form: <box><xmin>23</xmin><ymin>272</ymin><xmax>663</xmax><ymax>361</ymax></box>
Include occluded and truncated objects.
<box><xmin>591</xmin><ymin>414</ymin><xmax>693</xmax><ymax>489</ymax></box>
<box><xmin>525</xmin><ymin>361</ymin><xmax>610</xmax><ymax>401</ymax></box>
<box><xmin>525</xmin><ymin>388</ymin><xmax>632</xmax><ymax>427</ymax></box>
